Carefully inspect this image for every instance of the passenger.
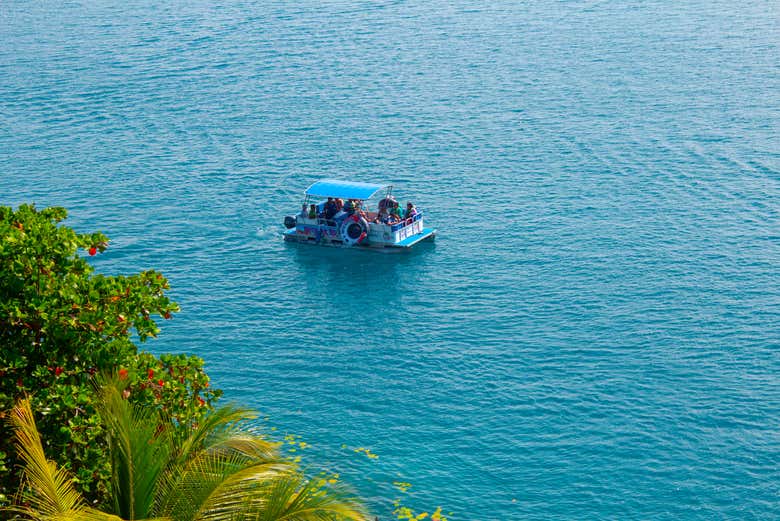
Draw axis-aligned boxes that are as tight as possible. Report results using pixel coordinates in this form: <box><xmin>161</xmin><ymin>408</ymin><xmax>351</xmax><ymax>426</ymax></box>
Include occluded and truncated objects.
<box><xmin>324</xmin><ymin>197</ymin><xmax>337</xmax><ymax>219</ymax></box>
<box><xmin>353</xmin><ymin>200</ymin><xmax>368</xmax><ymax>219</ymax></box>
<box><xmin>406</xmin><ymin>202</ymin><xmax>418</xmax><ymax>218</ymax></box>
<box><xmin>308</xmin><ymin>204</ymin><xmax>317</xmax><ymax>219</ymax></box>
<box><xmin>388</xmin><ymin>201</ymin><xmax>402</xmax><ymax>223</ymax></box>
<box><xmin>344</xmin><ymin>199</ymin><xmax>355</xmax><ymax>215</ymax></box>
<box><xmin>300</xmin><ymin>203</ymin><xmax>308</xmax><ymax>218</ymax></box>
<box><xmin>378</xmin><ymin>196</ymin><xmax>394</xmax><ymax>213</ymax></box>
<box><xmin>335</xmin><ymin>198</ymin><xmax>344</xmax><ymax>211</ymax></box>
<box><xmin>376</xmin><ymin>197</ymin><xmax>393</xmax><ymax>223</ymax></box>
<box><xmin>375</xmin><ymin>205</ymin><xmax>389</xmax><ymax>224</ymax></box>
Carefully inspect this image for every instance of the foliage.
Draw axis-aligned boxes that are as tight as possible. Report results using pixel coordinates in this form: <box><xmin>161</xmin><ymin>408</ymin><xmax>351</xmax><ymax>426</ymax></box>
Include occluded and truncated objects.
<box><xmin>393</xmin><ymin>505</ymin><xmax>447</xmax><ymax>521</ymax></box>
<box><xmin>6</xmin><ymin>387</ymin><xmax>369</xmax><ymax>521</ymax></box>
<box><xmin>340</xmin><ymin>444</ymin><xmax>451</xmax><ymax>521</ymax></box>
<box><xmin>0</xmin><ymin>204</ymin><xmax>219</xmax><ymax>507</ymax></box>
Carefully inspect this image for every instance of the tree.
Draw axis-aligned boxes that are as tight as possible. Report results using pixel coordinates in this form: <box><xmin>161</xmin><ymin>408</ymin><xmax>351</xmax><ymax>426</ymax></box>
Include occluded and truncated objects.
<box><xmin>6</xmin><ymin>386</ymin><xmax>368</xmax><ymax>521</ymax></box>
<box><xmin>0</xmin><ymin>205</ymin><xmax>220</xmax><ymax>506</ymax></box>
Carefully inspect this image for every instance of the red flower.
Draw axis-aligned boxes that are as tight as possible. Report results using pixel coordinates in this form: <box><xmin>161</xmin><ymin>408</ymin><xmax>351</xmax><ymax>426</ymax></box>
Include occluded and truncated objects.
<box><xmin>158</xmin><ymin>379</ymin><xmax>164</xmax><ymax>387</ymax></box>
<box><xmin>147</xmin><ymin>368</ymin><xmax>154</xmax><ymax>379</ymax></box>
<box><xmin>197</xmin><ymin>396</ymin><xmax>205</xmax><ymax>406</ymax></box>
<box><xmin>118</xmin><ymin>368</ymin><xmax>128</xmax><ymax>380</ymax></box>
<box><xmin>88</xmin><ymin>246</ymin><xmax>97</xmax><ymax>256</ymax></box>
<box><xmin>54</xmin><ymin>367</ymin><xmax>63</xmax><ymax>376</ymax></box>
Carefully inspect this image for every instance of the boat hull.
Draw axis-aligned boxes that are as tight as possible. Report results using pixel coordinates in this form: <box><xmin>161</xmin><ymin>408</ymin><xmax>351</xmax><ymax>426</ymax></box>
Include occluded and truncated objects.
<box><xmin>283</xmin><ymin>227</ymin><xmax>436</xmax><ymax>252</ymax></box>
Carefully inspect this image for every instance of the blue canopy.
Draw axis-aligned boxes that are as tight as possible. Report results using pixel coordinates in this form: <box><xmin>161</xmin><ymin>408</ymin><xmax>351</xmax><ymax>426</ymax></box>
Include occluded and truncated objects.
<box><xmin>305</xmin><ymin>179</ymin><xmax>387</xmax><ymax>200</ymax></box>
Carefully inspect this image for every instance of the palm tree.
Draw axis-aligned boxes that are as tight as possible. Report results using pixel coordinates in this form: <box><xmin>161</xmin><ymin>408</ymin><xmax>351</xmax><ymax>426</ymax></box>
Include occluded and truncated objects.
<box><xmin>6</xmin><ymin>385</ymin><xmax>369</xmax><ymax>521</ymax></box>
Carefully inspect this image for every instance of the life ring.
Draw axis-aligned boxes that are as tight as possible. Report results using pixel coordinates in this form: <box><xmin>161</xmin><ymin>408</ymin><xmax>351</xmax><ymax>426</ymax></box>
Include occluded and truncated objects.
<box><xmin>340</xmin><ymin>214</ymin><xmax>369</xmax><ymax>246</ymax></box>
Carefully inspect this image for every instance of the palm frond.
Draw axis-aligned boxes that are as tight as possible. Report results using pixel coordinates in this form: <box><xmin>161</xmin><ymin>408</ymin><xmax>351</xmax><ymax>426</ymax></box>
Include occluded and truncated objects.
<box><xmin>98</xmin><ymin>384</ymin><xmax>173</xmax><ymax>520</ymax></box>
<box><xmin>159</xmin><ymin>448</ymin><xmax>293</xmax><ymax>521</ymax></box>
<box><xmin>214</xmin><ymin>474</ymin><xmax>370</xmax><ymax>521</ymax></box>
<box><xmin>174</xmin><ymin>405</ymin><xmax>264</xmax><ymax>465</ymax></box>
<box><xmin>51</xmin><ymin>511</ymin><xmax>172</xmax><ymax>521</ymax></box>
<box><xmin>3</xmin><ymin>505</ymin><xmax>130</xmax><ymax>521</ymax></box>
<box><xmin>156</xmin><ymin>402</ymin><xmax>286</xmax><ymax>521</ymax></box>
<box><xmin>208</xmin><ymin>434</ymin><xmax>280</xmax><ymax>463</ymax></box>
<box><xmin>6</xmin><ymin>399</ymin><xmax>85</xmax><ymax>518</ymax></box>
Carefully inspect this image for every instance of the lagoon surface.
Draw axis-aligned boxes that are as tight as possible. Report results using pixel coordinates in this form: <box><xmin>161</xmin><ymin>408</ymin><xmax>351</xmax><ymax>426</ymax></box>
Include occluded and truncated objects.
<box><xmin>1</xmin><ymin>1</ymin><xmax>779</xmax><ymax>519</ymax></box>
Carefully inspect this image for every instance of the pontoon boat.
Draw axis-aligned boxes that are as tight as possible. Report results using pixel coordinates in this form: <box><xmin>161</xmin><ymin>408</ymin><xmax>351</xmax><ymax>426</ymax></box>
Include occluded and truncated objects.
<box><xmin>282</xmin><ymin>179</ymin><xmax>436</xmax><ymax>251</ymax></box>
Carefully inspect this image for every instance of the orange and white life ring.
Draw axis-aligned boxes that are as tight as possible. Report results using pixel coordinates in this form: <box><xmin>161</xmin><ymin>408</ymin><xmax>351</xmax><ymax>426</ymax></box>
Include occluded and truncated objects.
<box><xmin>340</xmin><ymin>214</ymin><xmax>369</xmax><ymax>246</ymax></box>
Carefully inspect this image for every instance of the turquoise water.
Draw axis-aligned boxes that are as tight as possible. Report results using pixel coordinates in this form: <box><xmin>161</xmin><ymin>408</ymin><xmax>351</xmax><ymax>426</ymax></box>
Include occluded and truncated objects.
<box><xmin>2</xmin><ymin>1</ymin><xmax>779</xmax><ymax>518</ymax></box>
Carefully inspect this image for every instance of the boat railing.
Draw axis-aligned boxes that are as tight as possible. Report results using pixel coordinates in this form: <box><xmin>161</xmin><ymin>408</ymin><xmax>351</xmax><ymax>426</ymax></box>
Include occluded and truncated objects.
<box><xmin>390</xmin><ymin>211</ymin><xmax>423</xmax><ymax>242</ymax></box>
<box><xmin>390</xmin><ymin>211</ymin><xmax>423</xmax><ymax>232</ymax></box>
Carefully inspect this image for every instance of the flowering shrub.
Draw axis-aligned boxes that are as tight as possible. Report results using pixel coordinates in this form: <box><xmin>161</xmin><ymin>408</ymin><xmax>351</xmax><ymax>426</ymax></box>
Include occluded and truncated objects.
<box><xmin>0</xmin><ymin>205</ymin><xmax>218</xmax><ymax>507</ymax></box>
<box><xmin>123</xmin><ymin>352</ymin><xmax>221</xmax><ymax>427</ymax></box>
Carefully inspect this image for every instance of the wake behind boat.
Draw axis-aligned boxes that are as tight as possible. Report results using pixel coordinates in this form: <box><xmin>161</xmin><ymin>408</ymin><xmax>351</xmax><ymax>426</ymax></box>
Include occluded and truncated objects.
<box><xmin>282</xmin><ymin>179</ymin><xmax>436</xmax><ymax>251</ymax></box>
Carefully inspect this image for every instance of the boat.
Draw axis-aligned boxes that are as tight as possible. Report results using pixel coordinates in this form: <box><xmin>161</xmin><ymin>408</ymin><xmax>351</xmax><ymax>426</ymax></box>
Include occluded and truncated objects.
<box><xmin>282</xmin><ymin>179</ymin><xmax>436</xmax><ymax>251</ymax></box>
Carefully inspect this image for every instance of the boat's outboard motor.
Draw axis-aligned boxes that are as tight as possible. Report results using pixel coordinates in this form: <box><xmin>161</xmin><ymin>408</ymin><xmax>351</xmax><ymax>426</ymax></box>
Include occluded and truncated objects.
<box><xmin>283</xmin><ymin>215</ymin><xmax>297</xmax><ymax>229</ymax></box>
